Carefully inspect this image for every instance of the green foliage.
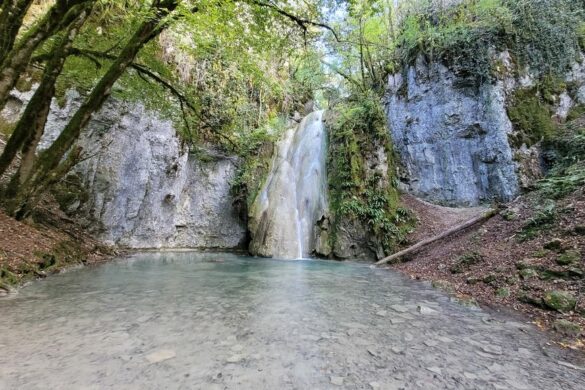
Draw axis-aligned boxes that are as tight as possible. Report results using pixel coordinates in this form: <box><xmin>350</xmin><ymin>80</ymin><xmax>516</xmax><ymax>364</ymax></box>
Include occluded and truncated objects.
<box><xmin>395</xmin><ymin>0</ymin><xmax>584</xmax><ymax>86</ymax></box>
<box><xmin>537</xmin><ymin>121</ymin><xmax>585</xmax><ymax>199</ymax></box>
<box><xmin>327</xmin><ymin>91</ymin><xmax>413</xmax><ymax>255</ymax></box>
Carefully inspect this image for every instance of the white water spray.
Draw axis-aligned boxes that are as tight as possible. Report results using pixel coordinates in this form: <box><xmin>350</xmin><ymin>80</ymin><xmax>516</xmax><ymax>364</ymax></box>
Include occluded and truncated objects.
<box><xmin>249</xmin><ymin>110</ymin><xmax>328</xmax><ymax>259</ymax></box>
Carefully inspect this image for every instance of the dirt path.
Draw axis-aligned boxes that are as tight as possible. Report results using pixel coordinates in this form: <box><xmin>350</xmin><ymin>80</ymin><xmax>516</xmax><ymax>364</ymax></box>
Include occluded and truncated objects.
<box><xmin>391</xmin><ymin>191</ymin><xmax>585</xmax><ymax>351</ymax></box>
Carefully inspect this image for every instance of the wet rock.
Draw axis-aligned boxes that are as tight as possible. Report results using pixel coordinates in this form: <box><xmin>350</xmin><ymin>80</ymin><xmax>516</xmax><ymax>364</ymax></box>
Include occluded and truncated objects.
<box><xmin>226</xmin><ymin>354</ymin><xmax>245</xmax><ymax>363</ymax></box>
<box><xmin>145</xmin><ymin>349</ymin><xmax>176</xmax><ymax>363</ymax></box>
<box><xmin>330</xmin><ymin>376</ymin><xmax>344</xmax><ymax>386</ymax></box>
<box><xmin>553</xmin><ymin>319</ymin><xmax>581</xmax><ymax>337</ymax></box>
<box><xmin>543</xmin><ymin>290</ymin><xmax>577</xmax><ymax>312</ymax></box>
<box><xmin>556</xmin><ymin>250</ymin><xmax>581</xmax><ymax>266</ymax></box>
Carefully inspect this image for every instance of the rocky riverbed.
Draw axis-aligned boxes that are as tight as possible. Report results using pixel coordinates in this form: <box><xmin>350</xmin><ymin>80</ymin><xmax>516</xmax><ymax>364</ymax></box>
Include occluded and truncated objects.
<box><xmin>0</xmin><ymin>252</ymin><xmax>583</xmax><ymax>389</ymax></box>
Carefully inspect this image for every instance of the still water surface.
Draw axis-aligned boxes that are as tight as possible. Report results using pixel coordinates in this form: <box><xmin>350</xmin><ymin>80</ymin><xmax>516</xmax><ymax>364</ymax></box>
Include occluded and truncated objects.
<box><xmin>0</xmin><ymin>252</ymin><xmax>582</xmax><ymax>389</ymax></box>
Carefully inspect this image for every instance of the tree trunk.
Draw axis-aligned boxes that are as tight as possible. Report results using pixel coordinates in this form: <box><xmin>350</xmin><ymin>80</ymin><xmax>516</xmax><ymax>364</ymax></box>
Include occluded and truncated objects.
<box><xmin>0</xmin><ymin>3</ymin><xmax>94</xmax><ymax>184</ymax></box>
<box><xmin>374</xmin><ymin>209</ymin><xmax>499</xmax><ymax>266</ymax></box>
<box><xmin>0</xmin><ymin>0</ymin><xmax>35</xmax><ymax>64</ymax></box>
<box><xmin>11</xmin><ymin>0</ymin><xmax>178</xmax><ymax>219</ymax></box>
<box><xmin>0</xmin><ymin>0</ymin><xmax>90</xmax><ymax>111</ymax></box>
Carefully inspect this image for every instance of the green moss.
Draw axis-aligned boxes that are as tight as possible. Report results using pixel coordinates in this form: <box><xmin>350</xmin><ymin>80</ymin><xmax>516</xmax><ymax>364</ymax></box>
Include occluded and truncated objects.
<box><xmin>326</xmin><ymin>92</ymin><xmax>414</xmax><ymax>256</ymax></box>
<box><xmin>543</xmin><ymin>290</ymin><xmax>577</xmax><ymax>312</ymax></box>
<box><xmin>507</xmin><ymin>88</ymin><xmax>556</xmax><ymax>148</ymax></box>
<box><xmin>567</xmin><ymin>104</ymin><xmax>585</xmax><ymax>122</ymax></box>
<box><xmin>0</xmin><ymin>119</ymin><xmax>15</xmax><ymax>137</ymax></box>
<box><xmin>450</xmin><ymin>251</ymin><xmax>484</xmax><ymax>274</ymax></box>
<box><xmin>396</xmin><ymin>0</ymin><xmax>584</xmax><ymax>86</ymax></box>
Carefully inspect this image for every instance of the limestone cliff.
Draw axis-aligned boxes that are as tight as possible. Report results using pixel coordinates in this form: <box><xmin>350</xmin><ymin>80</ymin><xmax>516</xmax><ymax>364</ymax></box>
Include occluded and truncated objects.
<box><xmin>385</xmin><ymin>53</ymin><xmax>585</xmax><ymax>206</ymax></box>
<box><xmin>2</xmin><ymin>89</ymin><xmax>247</xmax><ymax>249</ymax></box>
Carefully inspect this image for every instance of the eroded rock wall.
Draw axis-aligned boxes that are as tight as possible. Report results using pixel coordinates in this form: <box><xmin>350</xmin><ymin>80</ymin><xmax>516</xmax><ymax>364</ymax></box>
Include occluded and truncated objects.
<box><xmin>385</xmin><ymin>54</ymin><xmax>585</xmax><ymax>206</ymax></box>
<box><xmin>2</xmin><ymin>89</ymin><xmax>247</xmax><ymax>249</ymax></box>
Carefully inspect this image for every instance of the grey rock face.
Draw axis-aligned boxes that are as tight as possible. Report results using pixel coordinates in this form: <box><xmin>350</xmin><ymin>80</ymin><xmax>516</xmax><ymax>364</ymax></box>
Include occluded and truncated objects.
<box><xmin>74</xmin><ymin>103</ymin><xmax>247</xmax><ymax>249</ymax></box>
<box><xmin>385</xmin><ymin>57</ymin><xmax>519</xmax><ymax>206</ymax></box>
<box><xmin>386</xmin><ymin>54</ymin><xmax>585</xmax><ymax>207</ymax></box>
<box><xmin>4</xmin><ymin>89</ymin><xmax>247</xmax><ymax>249</ymax></box>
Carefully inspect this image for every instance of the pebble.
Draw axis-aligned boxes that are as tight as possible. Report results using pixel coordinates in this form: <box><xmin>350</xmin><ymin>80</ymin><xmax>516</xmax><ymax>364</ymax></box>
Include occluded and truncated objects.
<box><xmin>376</xmin><ymin>310</ymin><xmax>387</xmax><ymax>317</ymax></box>
<box><xmin>226</xmin><ymin>354</ymin><xmax>245</xmax><ymax>363</ymax></box>
<box><xmin>390</xmin><ymin>305</ymin><xmax>409</xmax><ymax>313</ymax></box>
<box><xmin>369</xmin><ymin>382</ymin><xmax>381</xmax><ymax>389</ymax></box>
<box><xmin>557</xmin><ymin>361</ymin><xmax>585</xmax><ymax>371</ymax></box>
<box><xmin>463</xmin><ymin>372</ymin><xmax>478</xmax><ymax>380</ymax></box>
<box><xmin>481</xmin><ymin>344</ymin><xmax>503</xmax><ymax>355</ymax></box>
<box><xmin>417</xmin><ymin>305</ymin><xmax>438</xmax><ymax>315</ymax></box>
<box><xmin>330</xmin><ymin>376</ymin><xmax>344</xmax><ymax>386</ymax></box>
<box><xmin>145</xmin><ymin>349</ymin><xmax>176</xmax><ymax>364</ymax></box>
<box><xmin>424</xmin><ymin>339</ymin><xmax>439</xmax><ymax>347</ymax></box>
<box><xmin>231</xmin><ymin>344</ymin><xmax>244</xmax><ymax>352</ymax></box>
<box><xmin>426</xmin><ymin>366</ymin><xmax>442</xmax><ymax>375</ymax></box>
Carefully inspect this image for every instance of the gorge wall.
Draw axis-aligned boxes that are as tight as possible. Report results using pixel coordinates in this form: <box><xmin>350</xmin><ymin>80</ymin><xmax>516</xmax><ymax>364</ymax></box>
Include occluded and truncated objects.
<box><xmin>385</xmin><ymin>53</ymin><xmax>585</xmax><ymax>206</ymax></box>
<box><xmin>2</xmin><ymin>89</ymin><xmax>247</xmax><ymax>249</ymax></box>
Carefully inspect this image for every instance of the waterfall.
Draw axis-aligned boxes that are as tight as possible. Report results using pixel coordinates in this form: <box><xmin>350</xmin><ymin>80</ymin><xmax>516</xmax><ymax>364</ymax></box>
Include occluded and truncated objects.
<box><xmin>249</xmin><ymin>110</ymin><xmax>328</xmax><ymax>259</ymax></box>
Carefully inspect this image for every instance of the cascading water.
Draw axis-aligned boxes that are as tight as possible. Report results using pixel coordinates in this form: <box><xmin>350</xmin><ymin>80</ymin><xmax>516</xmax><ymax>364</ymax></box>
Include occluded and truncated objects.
<box><xmin>249</xmin><ymin>110</ymin><xmax>328</xmax><ymax>259</ymax></box>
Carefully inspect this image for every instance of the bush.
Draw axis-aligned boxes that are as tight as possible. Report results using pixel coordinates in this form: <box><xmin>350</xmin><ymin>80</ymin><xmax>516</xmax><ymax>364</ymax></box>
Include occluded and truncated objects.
<box><xmin>395</xmin><ymin>0</ymin><xmax>584</xmax><ymax>86</ymax></box>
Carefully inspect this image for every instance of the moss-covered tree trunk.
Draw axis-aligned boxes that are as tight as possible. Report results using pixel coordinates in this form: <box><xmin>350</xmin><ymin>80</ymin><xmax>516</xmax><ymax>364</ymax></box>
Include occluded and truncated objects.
<box><xmin>11</xmin><ymin>0</ymin><xmax>178</xmax><ymax>219</ymax></box>
<box><xmin>0</xmin><ymin>0</ymin><xmax>35</xmax><ymax>64</ymax></box>
<box><xmin>0</xmin><ymin>3</ymin><xmax>94</xmax><ymax>185</ymax></box>
<box><xmin>0</xmin><ymin>0</ymin><xmax>90</xmax><ymax>111</ymax></box>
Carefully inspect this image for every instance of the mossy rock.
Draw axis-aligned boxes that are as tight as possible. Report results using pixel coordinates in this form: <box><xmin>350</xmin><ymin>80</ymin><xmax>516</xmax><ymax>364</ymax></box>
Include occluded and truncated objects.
<box><xmin>556</xmin><ymin>250</ymin><xmax>581</xmax><ymax>266</ymax></box>
<box><xmin>543</xmin><ymin>290</ymin><xmax>577</xmax><ymax>312</ymax></box>
<box><xmin>0</xmin><ymin>268</ymin><xmax>19</xmax><ymax>286</ymax></box>
<box><xmin>543</xmin><ymin>238</ymin><xmax>564</xmax><ymax>252</ymax></box>
<box><xmin>482</xmin><ymin>274</ymin><xmax>498</xmax><ymax>285</ymax></box>
<box><xmin>518</xmin><ymin>293</ymin><xmax>543</xmax><ymax>308</ymax></box>
<box><xmin>500</xmin><ymin>210</ymin><xmax>518</xmax><ymax>221</ymax></box>
<box><xmin>432</xmin><ymin>280</ymin><xmax>455</xmax><ymax>294</ymax></box>
<box><xmin>496</xmin><ymin>288</ymin><xmax>511</xmax><ymax>298</ymax></box>
<box><xmin>553</xmin><ymin>319</ymin><xmax>581</xmax><ymax>337</ymax></box>
<box><xmin>574</xmin><ymin>225</ymin><xmax>585</xmax><ymax>236</ymax></box>
<box><xmin>519</xmin><ymin>268</ymin><xmax>539</xmax><ymax>280</ymax></box>
<box><xmin>507</xmin><ymin>88</ymin><xmax>556</xmax><ymax>148</ymax></box>
<box><xmin>450</xmin><ymin>252</ymin><xmax>484</xmax><ymax>274</ymax></box>
<box><xmin>532</xmin><ymin>249</ymin><xmax>549</xmax><ymax>258</ymax></box>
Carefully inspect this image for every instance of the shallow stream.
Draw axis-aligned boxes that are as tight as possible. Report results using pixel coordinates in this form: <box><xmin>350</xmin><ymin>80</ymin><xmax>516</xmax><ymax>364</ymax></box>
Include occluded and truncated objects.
<box><xmin>0</xmin><ymin>252</ymin><xmax>582</xmax><ymax>389</ymax></box>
